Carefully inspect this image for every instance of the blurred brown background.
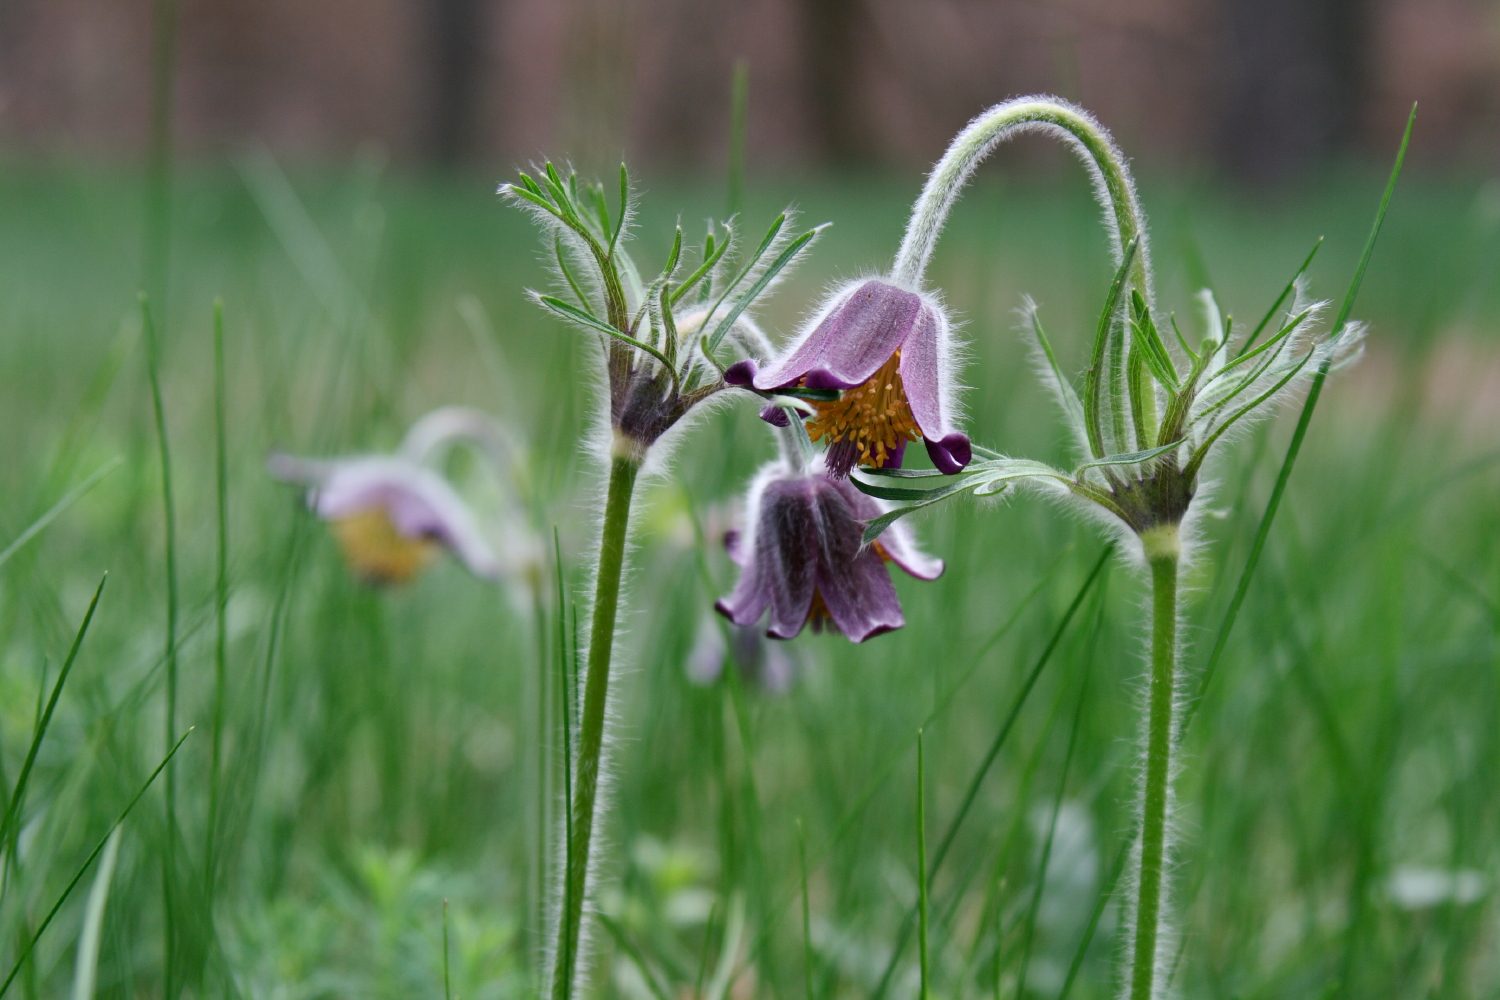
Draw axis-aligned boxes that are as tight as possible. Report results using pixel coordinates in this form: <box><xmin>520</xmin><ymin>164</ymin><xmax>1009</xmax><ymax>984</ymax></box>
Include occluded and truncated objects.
<box><xmin>1</xmin><ymin>0</ymin><xmax>1496</xmax><ymax>177</ymax></box>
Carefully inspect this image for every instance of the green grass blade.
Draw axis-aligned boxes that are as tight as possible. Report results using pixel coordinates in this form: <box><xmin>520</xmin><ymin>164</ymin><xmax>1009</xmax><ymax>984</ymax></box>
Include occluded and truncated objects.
<box><xmin>1015</xmin><ymin>671</ymin><xmax>1088</xmax><ymax>1000</ymax></box>
<box><xmin>1237</xmin><ymin>237</ymin><xmax>1323</xmax><ymax>357</ymax></box>
<box><xmin>1</xmin><ymin>573</ymin><xmax>107</xmax><ymax>848</ymax></box>
<box><xmin>442</xmin><ymin>899</ymin><xmax>452</xmax><ymax>1000</ymax></box>
<box><xmin>206</xmin><ymin>299</ymin><xmax>229</xmax><ymax>914</ymax></box>
<box><xmin>0</xmin><ymin>728</ymin><xmax>193</xmax><ymax>1000</ymax></box>
<box><xmin>597</xmin><ymin>913</ymin><xmax>671</xmax><ymax>1000</ymax></box>
<box><xmin>870</xmin><ymin>546</ymin><xmax>1114</xmax><ymax>1000</ymax></box>
<box><xmin>0</xmin><ymin>460</ymin><xmax>122</xmax><ymax>573</ymax></box>
<box><xmin>1184</xmin><ymin>104</ymin><xmax>1415</xmax><ymax>736</ymax></box>
<box><xmin>916</xmin><ymin>729</ymin><xmax>930</xmax><ymax>1000</ymax></box>
<box><xmin>797</xmin><ymin>819</ymin><xmax>814</xmax><ymax>1000</ymax></box>
<box><xmin>70</xmin><ymin>826</ymin><xmax>123</xmax><ymax>1000</ymax></box>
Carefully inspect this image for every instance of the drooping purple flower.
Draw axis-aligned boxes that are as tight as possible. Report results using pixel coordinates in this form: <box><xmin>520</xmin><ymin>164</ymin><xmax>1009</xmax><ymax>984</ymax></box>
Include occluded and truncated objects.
<box><xmin>715</xmin><ymin>459</ymin><xmax>943</xmax><ymax>642</ymax></box>
<box><xmin>725</xmin><ymin>279</ymin><xmax>971</xmax><ymax>477</ymax></box>
<box><xmin>267</xmin><ymin>408</ymin><xmax>522</xmax><ymax>585</ymax></box>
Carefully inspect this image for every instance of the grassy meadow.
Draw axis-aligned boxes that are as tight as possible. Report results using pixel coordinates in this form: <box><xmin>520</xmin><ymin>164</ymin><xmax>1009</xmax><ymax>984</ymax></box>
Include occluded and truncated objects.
<box><xmin>0</xmin><ymin>154</ymin><xmax>1498</xmax><ymax>999</ymax></box>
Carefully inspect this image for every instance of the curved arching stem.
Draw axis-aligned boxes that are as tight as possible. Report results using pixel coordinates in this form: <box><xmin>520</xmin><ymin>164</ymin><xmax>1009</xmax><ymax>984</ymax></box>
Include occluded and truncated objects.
<box><xmin>892</xmin><ymin>96</ymin><xmax>1152</xmax><ymax>307</ymax></box>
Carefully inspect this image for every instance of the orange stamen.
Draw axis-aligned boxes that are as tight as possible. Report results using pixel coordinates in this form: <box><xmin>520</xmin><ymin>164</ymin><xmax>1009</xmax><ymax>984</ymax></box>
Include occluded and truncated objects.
<box><xmin>805</xmin><ymin>350</ymin><xmax>921</xmax><ymax>468</ymax></box>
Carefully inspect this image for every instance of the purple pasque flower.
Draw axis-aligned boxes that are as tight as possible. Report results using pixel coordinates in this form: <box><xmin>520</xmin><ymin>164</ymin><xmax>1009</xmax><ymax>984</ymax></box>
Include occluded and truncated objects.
<box><xmin>725</xmin><ymin>279</ymin><xmax>971</xmax><ymax>478</ymax></box>
<box><xmin>268</xmin><ymin>407</ymin><xmax>516</xmax><ymax>585</ymax></box>
<box><xmin>715</xmin><ymin>456</ymin><xmax>943</xmax><ymax>643</ymax></box>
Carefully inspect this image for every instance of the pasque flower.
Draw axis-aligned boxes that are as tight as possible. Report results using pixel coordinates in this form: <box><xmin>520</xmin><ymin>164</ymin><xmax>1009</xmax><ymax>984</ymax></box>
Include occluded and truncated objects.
<box><xmin>501</xmin><ymin>163</ymin><xmax>827</xmax><ymax>1000</ymax></box>
<box><xmin>268</xmin><ymin>406</ymin><xmax>529</xmax><ymax>585</ymax></box>
<box><xmin>716</xmin><ymin>428</ymin><xmax>942</xmax><ymax>643</ymax></box>
<box><xmin>725</xmin><ymin>279</ymin><xmax>971</xmax><ymax>478</ymax></box>
<box><xmin>850</xmin><ymin>96</ymin><xmax>1404</xmax><ymax>1000</ymax></box>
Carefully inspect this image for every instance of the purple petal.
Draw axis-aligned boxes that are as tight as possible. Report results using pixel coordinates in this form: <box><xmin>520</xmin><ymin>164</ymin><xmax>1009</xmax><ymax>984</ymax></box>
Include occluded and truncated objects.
<box><xmin>724</xmin><ymin>528</ymin><xmax>747</xmax><ymax>566</ymax></box>
<box><xmin>808</xmin><ymin>478</ymin><xmax>905</xmax><ymax>642</ymax></box>
<box><xmin>717</xmin><ymin>478</ymin><xmax>820</xmax><ymax>638</ymax></box>
<box><xmin>925</xmin><ymin>434</ymin><xmax>972</xmax><ymax>475</ymax></box>
<box><xmin>752</xmin><ymin>281</ymin><xmax>920</xmax><ymax>391</ymax></box>
<box><xmin>758</xmin><ymin>401</ymin><xmax>791</xmax><ymax>427</ymax></box>
<box><xmin>724</xmin><ymin>359</ymin><xmax>757</xmax><ymax>386</ymax></box>
<box><xmin>878</xmin><ymin>521</ymin><xmax>945</xmax><ymax>581</ymax></box>
<box><xmin>314</xmin><ymin>459</ymin><xmax>503</xmax><ymax>578</ymax></box>
<box><xmin>899</xmin><ymin>303</ymin><xmax>972</xmax><ymax>473</ymax></box>
<box><xmin>876</xmin><ymin>439</ymin><xmax>907</xmax><ymax>470</ymax></box>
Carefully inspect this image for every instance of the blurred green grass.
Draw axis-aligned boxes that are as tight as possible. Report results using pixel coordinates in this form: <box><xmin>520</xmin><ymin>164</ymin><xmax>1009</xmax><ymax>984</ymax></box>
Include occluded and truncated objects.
<box><xmin>0</xmin><ymin>158</ymin><xmax>1498</xmax><ymax>999</ymax></box>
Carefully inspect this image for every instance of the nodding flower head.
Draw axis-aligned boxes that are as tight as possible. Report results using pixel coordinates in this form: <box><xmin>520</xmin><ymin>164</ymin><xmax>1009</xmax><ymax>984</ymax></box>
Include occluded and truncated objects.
<box><xmin>502</xmin><ymin>162</ymin><xmax>824</xmax><ymax>458</ymax></box>
<box><xmin>715</xmin><ymin>456</ymin><xmax>943</xmax><ymax>642</ymax></box>
<box><xmin>269</xmin><ymin>407</ymin><xmax>532</xmax><ymax>585</ymax></box>
<box><xmin>725</xmin><ymin>279</ymin><xmax>971</xmax><ymax>478</ymax></box>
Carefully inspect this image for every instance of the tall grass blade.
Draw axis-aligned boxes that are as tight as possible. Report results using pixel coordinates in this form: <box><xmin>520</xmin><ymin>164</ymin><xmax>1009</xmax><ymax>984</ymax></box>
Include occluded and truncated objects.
<box><xmin>0</xmin><ymin>728</ymin><xmax>193</xmax><ymax>1000</ymax></box>
<box><xmin>0</xmin><ymin>461</ymin><xmax>122</xmax><ymax>573</ymax></box>
<box><xmin>916</xmin><ymin>730</ymin><xmax>930</xmax><ymax>1000</ymax></box>
<box><xmin>141</xmin><ymin>292</ymin><xmax>182</xmax><ymax>1000</ymax></box>
<box><xmin>70</xmin><ymin>828</ymin><xmax>124</xmax><ymax>1000</ymax></box>
<box><xmin>1</xmin><ymin>573</ymin><xmax>107</xmax><ymax>848</ymax></box>
<box><xmin>205</xmin><ymin>299</ymin><xmax>229</xmax><ymax>917</ymax></box>
<box><xmin>1015</xmin><ymin>662</ymin><xmax>1090</xmax><ymax>999</ymax></box>
<box><xmin>1185</xmin><ymin>104</ymin><xmax>1415</xmax><ymax>735</ymax></box>
<box><xmin>871</xmin><ymin>545</ymin><xmax>1114</xmax><ymax>1000</ymax></box>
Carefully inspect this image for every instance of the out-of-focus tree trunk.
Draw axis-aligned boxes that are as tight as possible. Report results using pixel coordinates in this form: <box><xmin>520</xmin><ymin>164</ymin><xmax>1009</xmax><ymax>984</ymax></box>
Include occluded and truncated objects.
<box><xmin>426</xmin><ymin>0</ymin><xmax>486</xmax><ymax>165</ymax></box>
<box><xmin>1219</xmin><ymin>0</ymin><xmax>1371</xmax><ymax>180</ymax></box>
<box><xmin>804</xmin><ymin>0</ymin><xmax>873</xmax><ymax>166</ymax></box>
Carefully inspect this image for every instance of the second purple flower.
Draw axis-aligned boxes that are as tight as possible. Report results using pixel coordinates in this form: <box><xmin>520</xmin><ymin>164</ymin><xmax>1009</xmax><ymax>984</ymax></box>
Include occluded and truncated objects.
<box><xmin>716</xmin><ymin>457</ymin><xmax>943</xmax><ymax>643</ymax></box>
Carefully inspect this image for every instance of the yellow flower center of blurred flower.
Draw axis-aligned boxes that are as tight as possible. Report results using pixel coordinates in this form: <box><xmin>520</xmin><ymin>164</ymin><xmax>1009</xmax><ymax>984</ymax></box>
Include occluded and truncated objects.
<box><xmin>330</xmin><ymin>508</ymin><xmax>440</xmax><ymax>585</ymax></box>
<box><xmin>805</xmin><ymin>350</ymin><xmax>921</xmax><ymax>469</ymax></box>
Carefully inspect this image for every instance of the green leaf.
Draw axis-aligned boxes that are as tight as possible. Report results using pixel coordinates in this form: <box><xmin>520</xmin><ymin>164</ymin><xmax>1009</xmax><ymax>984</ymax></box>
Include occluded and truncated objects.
<box><xmin>705</xmin><ymin>224</ymin><xmax>826</xmax><ymax>355</ymax></box>
<box><xmin>1238</xmin><ymin>237</ymin><xmax>1323</xmax><ymax>357</ymax></box>
<box><xmin>856</xmin><ymin>460</ymin><xmax>1073</xmax><ymax>544</ymax></box>
<box><xmin>1213</xmin><ymin>308</ymin><xmax>1311</xmax><ymax>378</ymax></box>
<box><xmin>772</xmin><ymin>385</ymin><xmax>840</xmax><ymax>402</ymax></box>
<box><xmin>669</xmin><ymin>227</ymin><xmax>731</xmax><ymax>307</ymax></box>
<box><xmin>859</xmin><ymin>466</ymin><xmax>949</xmax><ymax>479</ymax></box>
<box><xmin>537</xmin><ymin>296</ymin><xmax>678</xmax><ymax>389</ymax></box>
<box><xmin>1084</xmin><ymin>237</ymin><xmax>1139</xmax><ymax>459</ymax></box>
<box><xmin>1025</xmin><ymin>308</ymin><xmax>1087</xmax><ymax>436</ymax></box>
<box><xmin>1128</xmin><ymin>290</ymin><xmax>1179</xmax><ymax>389</ymax></box>
<box><xmin>1073</xmin><ymin>440</ymin><xmax>1181</xmax><ymax>477</ymax></box>
<box><xmin>553</xmin><ymin>235</ymin><xmax>594</xmax><ymax>316</ymax></box>
<box><xmin>703</xmin><ymin>213</ymin><xmax>786</xmax><ymax>323</ymax></box>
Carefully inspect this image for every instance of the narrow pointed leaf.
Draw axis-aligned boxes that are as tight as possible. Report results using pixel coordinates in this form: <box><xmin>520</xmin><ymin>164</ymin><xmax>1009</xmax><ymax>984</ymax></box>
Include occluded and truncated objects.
<box><xmin>1073</xmin><ymin>440</ymin><xmax>1182</xmax><ymax>476</ymax></box>
<box><xmin>1238</xmin><ymin>237</ymin><xmax>1323</xmax><ymax>357</ymax></box>
<box><xmin>705</xmin><ymin>224</ymin><xmax>825</xmax><ymax>354</ymax></box>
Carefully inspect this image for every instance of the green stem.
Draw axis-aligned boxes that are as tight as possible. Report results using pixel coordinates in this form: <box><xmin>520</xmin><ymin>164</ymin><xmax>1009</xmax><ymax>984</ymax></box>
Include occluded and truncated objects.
<box><xmin>552</xmin><ymin>450</ymin><xmax>641</xmax><ymax>1000</ymax></box>
<box><xmin>892</xmin><ymin>96</ymin><xmax>1148</xmax><ymax>301</ymax></box>
<box><xmin>1130</xmin><ymin>526</ymin><xmax>1179</xmax><ymax>1000</ymax></box>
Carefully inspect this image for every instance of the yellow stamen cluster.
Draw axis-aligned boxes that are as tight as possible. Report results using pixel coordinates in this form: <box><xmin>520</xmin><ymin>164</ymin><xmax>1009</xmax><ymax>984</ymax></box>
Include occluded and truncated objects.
<box><xmin>806</xmin><ymin>350</ymin><xmax>921</xmax><ymax>468</ymax></box>
<box><xmin>330</xmin><ymin>508</ymin><xmax>440</xmax><ymax>585</ymax></box>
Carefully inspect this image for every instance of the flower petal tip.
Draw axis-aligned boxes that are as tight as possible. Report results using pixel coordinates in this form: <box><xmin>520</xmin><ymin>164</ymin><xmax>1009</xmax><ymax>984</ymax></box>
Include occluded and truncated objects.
<box><xmin>724</xmin><ymin>359</ymin><xmax>758</xmax><ymax>386</ymax></box>
<box><xmin>925</xmin><ymin>433</ymin><xmax>972</xmax><ymax>475</ymax></box>
<box><xmin>758</xmin><ymin>402</ymin><xmax>791</xmax><ymax>427</ymax></box>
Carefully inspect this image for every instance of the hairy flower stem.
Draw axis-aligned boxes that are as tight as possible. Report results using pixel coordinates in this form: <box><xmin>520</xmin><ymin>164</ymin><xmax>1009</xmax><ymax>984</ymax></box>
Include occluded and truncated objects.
<box><xmin>1130</xmin><ymin>525</ymin><xmax>1180</xmax><ymax>1000</ymax></box>
<box><xmin>552</xmin><ymin>449</ymin><xmax>641</xmax><ymax>1000</ymax></box>
<box><xmin>893</xmin><ymin>97</ymin><xmax>1149</xmax><ymax>302</ymax></box>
